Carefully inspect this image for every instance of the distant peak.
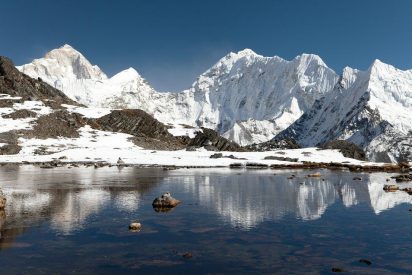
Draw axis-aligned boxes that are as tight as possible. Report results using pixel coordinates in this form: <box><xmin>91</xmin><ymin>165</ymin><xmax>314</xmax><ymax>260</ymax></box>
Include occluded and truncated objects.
<box><xmin>61</xmin><ymin>44</ymin><xmax>75</xmax><ymax>50</ymax></box>
<box><xmin>46</xmin><ymin>44</ymin><xmax>82</xmax><ymax>59</ymax></box>
<box><xmin>294</xmin><ymin>53</ymin><xmax>326</xmax><ymax>67</ymax></box>
<box><xmin>39</xmin><ymin>44</ymin><xmax>108</xmax><ymax>80</ymax></box>
<box><xmin>110</xmin><ymin>67</ymin><xmax>142</xmax><ymax>82</ymax></box>
<box><xmin>369</xmin><ymin>59</ymin><xmax>388</xmax><ymax>69</ymax></box>
<box><xmin>236</xmin><ymin>48</ymin><xmax>257</xmax><ymax>56</ymax></box>
<box><xmin>368</xmin><ymin>59</ymin><xmax>397</xmax><ymax>75</ymax></box>
<box><xmin>121</xmin><ymin>67</ymin><xmax>140</xmax><ymax>77</ymax></box>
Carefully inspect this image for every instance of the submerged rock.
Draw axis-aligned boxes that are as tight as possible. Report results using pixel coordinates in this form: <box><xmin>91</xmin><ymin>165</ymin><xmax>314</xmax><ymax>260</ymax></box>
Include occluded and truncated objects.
<box><xmin>331</xmin><ymin>267</ymin><xmax>346</xmax><ymax>273</ymax></box>
<box><xmin>307</xmin><ymin>172</ymin><xmax>321</xmax><ymax>178</ymax></box>
<box><xmin>182</xmin><ymin>252</ymin><xmax>193</xmax><ymax>259</ymax></box>
<box><xmin>152</xmin><ymin>192</ymin><xmax>181</xmax><ymax>210</ymax></box>
<box><xmin>359</xmin><ymin>259</ymin><xmax>372</xmax><ymax>265</ymax></box>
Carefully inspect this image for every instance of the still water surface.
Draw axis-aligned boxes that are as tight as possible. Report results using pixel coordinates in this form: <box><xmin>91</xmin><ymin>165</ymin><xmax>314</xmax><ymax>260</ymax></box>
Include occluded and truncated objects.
<box><xmin>0</xmin><ymin>166</ymin><xmax>412</xmax><ymax>274</ymax></box>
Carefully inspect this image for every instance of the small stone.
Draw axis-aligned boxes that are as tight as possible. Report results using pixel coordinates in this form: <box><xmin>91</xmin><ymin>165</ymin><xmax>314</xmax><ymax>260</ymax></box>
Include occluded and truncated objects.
<box><xmin>182</xmin><ymin>252</ymin><xmax>192</xmax><ymax>259</ymax></box>
<box><xmin>129</xmin><ymin>222</ymin><xmax>142</xmax><ymax>231</ymax></box>
<box><xmin>353</xmin><ymin>177</ymin><xmax>362</xmax><ymax>181</ymax></box>
<box><xmin>359</xmin><ymin>259</ymin><xmax>372</xmax><ymax>265</ymax></box>
<box><xmin>331</xmin><ymin>267</ymin><xmax>346</xmax><ymax>272</ymax></box>
<box><xmin>307</xmin><ymin>172</ymin><xmax>321</xmax><ymax>178</ymax></box>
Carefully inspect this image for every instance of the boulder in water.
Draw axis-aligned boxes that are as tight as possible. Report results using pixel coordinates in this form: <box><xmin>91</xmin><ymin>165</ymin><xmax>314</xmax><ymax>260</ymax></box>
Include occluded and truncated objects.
<box><xmin>152</xmin><ymin>192</ymin><xmax>181</xmax><ymax>210</ymax></box>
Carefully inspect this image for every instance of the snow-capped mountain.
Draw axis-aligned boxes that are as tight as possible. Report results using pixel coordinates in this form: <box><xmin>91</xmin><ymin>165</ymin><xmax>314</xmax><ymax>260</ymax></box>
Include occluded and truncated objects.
<box><xmin>276</xmin><ymin>60</ymin><xmax>412</xmax><ymax>162</ymax></box>
<box><xmin>17</xmin><ymin>45</ymin><xmax>338</xmax><ymax>145</ymax></box>
<box><xmin>17</xmin><ymin>45</ymin><xmax>412</xmax><ymax>162</ymax></box>
<box><xmin>17</xmin><ymin>44</ymin><xmax>158</xmax><ymax>108</ymax></box>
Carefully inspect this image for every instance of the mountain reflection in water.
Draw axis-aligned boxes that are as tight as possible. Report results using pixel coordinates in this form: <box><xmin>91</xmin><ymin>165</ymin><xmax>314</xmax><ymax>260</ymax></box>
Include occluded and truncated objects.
<box><xmin>0</xmin><ymin>166</ymin><xmax>411</xmax><ymax>235</ymax></box>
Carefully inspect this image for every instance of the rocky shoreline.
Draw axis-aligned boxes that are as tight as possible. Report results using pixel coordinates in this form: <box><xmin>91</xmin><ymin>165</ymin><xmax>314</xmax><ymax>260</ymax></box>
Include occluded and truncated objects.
<box><xmin>1</xmin><ymin>159</ymin><xmax>410</xmax><ymax>173</ymax></box>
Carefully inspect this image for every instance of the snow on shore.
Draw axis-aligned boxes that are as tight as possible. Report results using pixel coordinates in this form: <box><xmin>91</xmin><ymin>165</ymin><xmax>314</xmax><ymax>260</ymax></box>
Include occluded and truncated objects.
<box><xmin>0</xmin><ymin>125</ymin><xmax>376</xmax><ymax>167</ymax></box>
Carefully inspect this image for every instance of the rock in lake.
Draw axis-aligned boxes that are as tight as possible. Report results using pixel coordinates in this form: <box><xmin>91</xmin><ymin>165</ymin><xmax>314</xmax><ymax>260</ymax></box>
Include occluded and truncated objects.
<box><xmin>129</xmin><ymin>222</ymin><xmax>142</xmax><ymax>231</ymax></box>
<box><xmin>182</xmin><ymin>252</ymin><xmax>193</xmax><ymax>259</ymax></box>
<box><xmin>331</xmin><ymin>267</ymin><xmax>346</xmax><ymax>273</ymax></box>
<box><xmin>359</xmin><ymin>259</ymin><xmax>372</xmax><ymax>265</ymax></box>
<box><xmin>152</xmin><ymin>192</ymin><xmax>181</xmax><ymax>210</ymax></box>
<box><xmin>307</xmin><ymin>172</ymin><xmax>321</xmax><ymax>178</ymax></box>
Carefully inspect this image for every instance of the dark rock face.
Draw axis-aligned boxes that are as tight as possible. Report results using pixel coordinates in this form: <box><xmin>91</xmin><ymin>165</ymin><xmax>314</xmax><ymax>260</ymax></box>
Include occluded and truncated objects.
<box><xmin>96</xmin><ymin>109</ymin><xmax>172</xmax><ymax>139</ymax></box>
<box><xmin>320</xmin><ymin>140</ymin><xmax>366</xmax><ymax>161</ymax></box>
<box><xmin>188</xmin><ymin>127</ymin><xmax>244</xmax><ymax>151</ymax></box>
<box><xmin>26</xmin><ymin>110</ymin><xmax>87</xmax><ymax>139</ymax></box>
<box><xmin>0</xmin><ymin>144</ymin><xmax>21</xmax><ymax>155</ymax></box>
<box><xmin>0</xmin><ymin>56</ymin><xmax>79</xmax><ymax>108</ymax></box>
<box><xmin>0</xmin><ymin>132</ymin><xmax>21</xmax><ymax>155</ymax></box>
<box><xmin>210</xmin><ymin>153</ymin><xmax>223</xmax><ymax>159</ymax></box>
<box><xmin>94</xmin><ymin>109</ymin><xmax>187</xmax><ymax>150</ymax></box>
<box><xmin>263</xmin><ymin>156</ymin><xmax>298</xmax><ymax>162</ymax></box>
<box><xmin>246</xmin><ymin>138</ymin><xmax>300</xmax><ymax>151</ymax></box>
<box><xmin>3</xmin><ymin>109</ymin><xmax>37</xmax><ymax>119</ymax></box>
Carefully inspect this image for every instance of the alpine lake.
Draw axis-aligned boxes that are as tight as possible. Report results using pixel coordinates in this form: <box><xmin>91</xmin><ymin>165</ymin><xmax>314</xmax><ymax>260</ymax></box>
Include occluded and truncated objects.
<box><xmin>0</xmin><ymin>165</ymin><xmax>412</xmax><ymax>274</ymax></box>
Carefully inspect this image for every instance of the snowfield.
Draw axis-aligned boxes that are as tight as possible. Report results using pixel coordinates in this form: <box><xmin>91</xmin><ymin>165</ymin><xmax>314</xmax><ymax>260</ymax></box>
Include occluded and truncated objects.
<box><xmin>0</xmin><ymin>122</ymin><xmax>385</xmax><ymax>167</ymax></box>
<box><xmin>0</xmin><ymin>95</ymin><xmax>408</xmax><ymax>168</ymax></box>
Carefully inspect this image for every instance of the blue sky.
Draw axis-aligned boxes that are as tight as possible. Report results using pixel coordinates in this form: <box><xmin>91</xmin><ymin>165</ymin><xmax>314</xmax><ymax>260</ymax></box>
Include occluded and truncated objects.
<box><xmin>2</xmin><ymin>0</ymin><xmax>412</xmax><ymax>91</ymax></box>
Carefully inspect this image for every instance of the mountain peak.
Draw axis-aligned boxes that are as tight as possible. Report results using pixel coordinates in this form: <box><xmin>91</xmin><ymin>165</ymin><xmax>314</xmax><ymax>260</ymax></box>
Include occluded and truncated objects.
<box><xmin>236</xmin><ymin>48</ymin><xmax>258</xmax><ymax>57</ymax></box>
<box><xmin>110</xmin><ymin>67</ymin><xmax>141</xmax><ymax>82</ymax></box>
<box><xmin>294</xmin><ymin>53</ymin><xmax>327</xmax><ymax>67</ymax></box>
<box><xmin>367</xmin><ymin>59</ymin><xmax>400</xmax><ymax>79</ymax></box>
<box><xmin>61</xmin><ymin>44</ymin><xmax>76</xmax><ymax>50</ymax></box>
<box><xmin>45</xmin><ymin>44</ymin><xmax>82</xmax><ymax>59</ymax></box>
<box><xmin>20</xmin><ymin>44</ymin><xmax>108</xmax><ymax>81</ymax></box>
